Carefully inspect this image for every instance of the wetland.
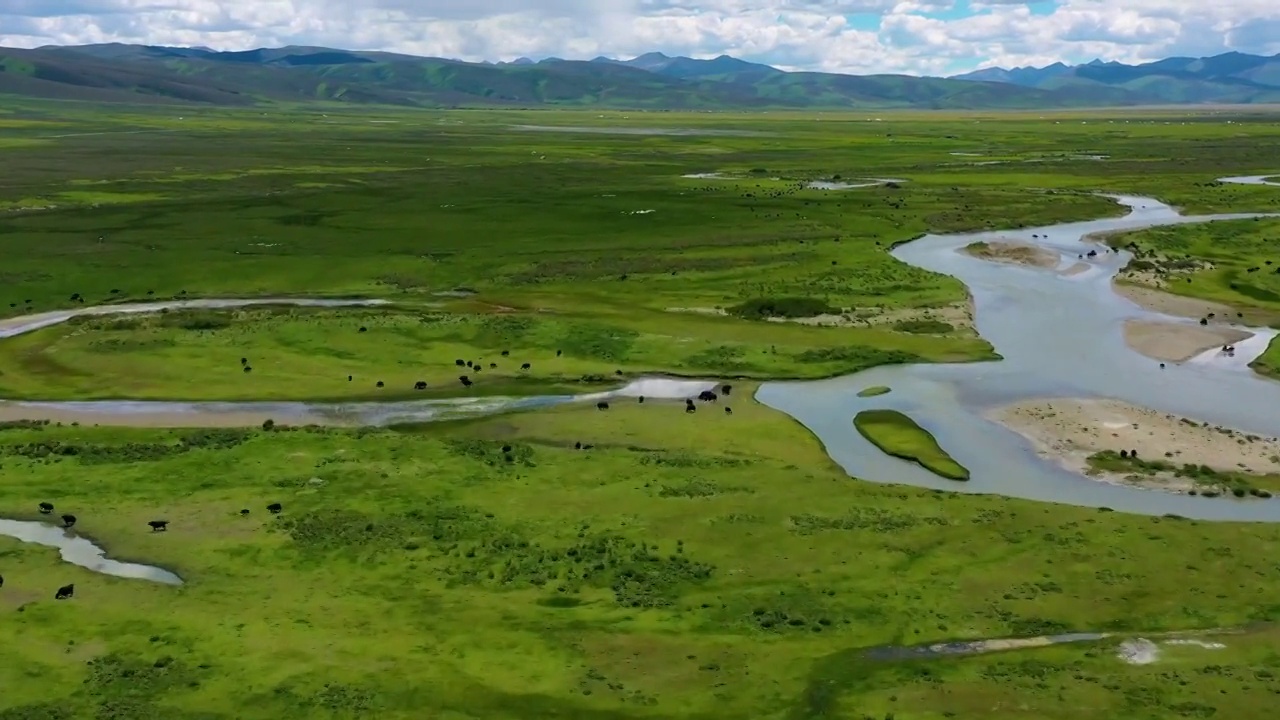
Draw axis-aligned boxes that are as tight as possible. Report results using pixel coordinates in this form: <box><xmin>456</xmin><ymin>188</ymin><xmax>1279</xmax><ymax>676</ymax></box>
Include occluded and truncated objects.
<box><xmin>4</xmin><ymin>103</ymin><xmax>1280</xmax><ymax>719</ymax></box>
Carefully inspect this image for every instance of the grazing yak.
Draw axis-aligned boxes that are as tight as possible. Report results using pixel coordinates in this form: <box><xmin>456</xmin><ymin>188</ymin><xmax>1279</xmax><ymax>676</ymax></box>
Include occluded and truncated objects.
<box><xmin>596</xmin><ymin>402</ymin><xmax>609</xmax><ymax>410</ymax></box>
<box><xmin>455</xmin><ymin>359</ymin><xmax>466</xmax><ymax>367</ymax></box>
<box><xmin>722</xmin><ymin>384</ymin><xmax>732</xmax><ymax>395</ymax></box>
<box><xmin>61</xmin><ymin>514</ymin><xmax>76</xmax><ymax>529</ymax></box>
<box><xmin>725</xmin><ymin>407</ymin><xmax>733</xmax><ymax>415</ymax></box>
<box><xmin>39</xmin><ymin>502</ymin><xmax>53</xmax><ymax>515</ymax></box>
<box><xmin>414</xmin><ymin>381</ymin><xmax>428</xmax><ymax>390</ymax></box>
<box><xmin>240</xmin><ymin>509</ymin><xmax>250</xmax><ymax>516</ymax></box>
<box><xmin>243</xmin><ymin>366</ymin><xmax>252</xmax><ymax>373</ymax></box>
<box><xmin>638</xmin><ymin>396</ymin><xmax>645</xmax><ymax>404</ymax></box>
<box><xmin>359</xmin><ymin>326</ymin><xmax>368</xmax><ymax>332</ymax></box>
<box><xmin>376</xmin><ymin>381</ymin><xmax>385</xmax><ymax>388</ymax></box>
<box><xmin>55</xmin><ymin>584</ymin><xmax>74</xmax><ymax>600</ymax></box>
<box><xmin>267</xmin><ymin>503</ymin><xmax>283</xmax><ymax>514</ymax></box>
<box><xmin>501</xmin><ymin>351</ymin><xmax>510</xmax><ymax>356</ymax></box>
<box><xmin>698</xmin><ymin>390</ymin><xmax>718</xmax><ymax>402</ymax></box>
<box><xmin>521</xmin><ymin>363</ymin><xmax>531</xmax><ymax>371</ymax></box>
<box><xmin>148</xmin><ymin>520</ymin><xmax>169</xmax><ymax>532</ymax></box>
<box><xmin>241</xmin><ymin>357</ymin><xmax>248</xmax><ymax>365</ymax></box>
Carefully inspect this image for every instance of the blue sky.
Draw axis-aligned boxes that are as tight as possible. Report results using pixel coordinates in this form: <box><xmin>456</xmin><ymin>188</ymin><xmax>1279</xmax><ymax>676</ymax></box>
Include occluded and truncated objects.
<box><xmin>0</xmin><ymin>1</ymin><xmax>1277</xmax><ymax>75</ymax></box>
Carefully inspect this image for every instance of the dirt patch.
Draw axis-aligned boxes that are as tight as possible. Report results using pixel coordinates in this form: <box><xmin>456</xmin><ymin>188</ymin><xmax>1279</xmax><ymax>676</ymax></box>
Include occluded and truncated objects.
<box><xmin>1122</xmin><ymin>319</ymin><xmax>1253</xmax><ymax>363</ymax></box>
<box><xmin>989</xmin><ymin>398</ymin><xmax>1280</xmax><ymax>492</ymax></box>
<box><xmin>962</xmin><ymin>239</ymin><xmax>1059</xmax><ymax>269</ymax></box>
<box><xmin>1113</xmin><ymin>282</ymin><xmax>1234</xmax><ymax>321</ymax></box>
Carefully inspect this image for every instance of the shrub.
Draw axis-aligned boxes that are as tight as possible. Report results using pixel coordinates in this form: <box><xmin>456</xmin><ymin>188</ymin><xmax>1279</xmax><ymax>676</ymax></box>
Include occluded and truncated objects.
<box><xmin>727</xmin><ymin>297</ymin><xmax>838</xmax><ymax>320</ymax></box>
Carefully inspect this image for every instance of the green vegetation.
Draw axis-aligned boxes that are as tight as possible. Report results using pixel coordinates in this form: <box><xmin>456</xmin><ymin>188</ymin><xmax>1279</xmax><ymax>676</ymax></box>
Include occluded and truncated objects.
<box><xmin>853</xmin><ymin>408</ymin><xmax>971</xmax><ymax>481</ymax></box>
<box><xmin>7</xmin><ymin>396</ymin><xmax>1280</xmax><ymax>719</ymax></box>
<box><xmin>857</xmin><ymin>386</ymin><xmax>892</xmax><ymax>398</ymax></box>
<box><xmin>727</xmin><ymin>296</ymin><xmax>839</xmax><ymax>320</ymax></box>
<box><xmin>2</xmin><ymin>103</ymin><xmax>1280</xmax><ymax>719</ymax></box>
<box><xmin>1088</xmin><ymin>450</ymin><xmax>1280</xmax><ymax>497</ymax></box>
<box><xmin>1110</xmin><ymin>218</ymin><xmax>1280</xmax><ymax>377</ymax></box>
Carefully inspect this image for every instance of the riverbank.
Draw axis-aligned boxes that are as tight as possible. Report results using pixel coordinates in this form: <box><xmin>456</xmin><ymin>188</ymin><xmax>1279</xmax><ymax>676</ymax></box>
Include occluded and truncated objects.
<box><xmin>1122</xmin><ymin>319</ymin><xmax>1253</xmax><ymax>363</ymax></box>
<box><xmin>962</xmin><ymin>239</ymin><xmax>1058</xmax><ymax>269</ymax></box>
<box><xmin>1113</xmin><ymin>282</ymin><xmax>1257</xmax><ymax>363</ymax></box>
<box><xmin>990</xmin><ymin>398</ymin><xmax>1280</xmax><ymax>493</ymax></box>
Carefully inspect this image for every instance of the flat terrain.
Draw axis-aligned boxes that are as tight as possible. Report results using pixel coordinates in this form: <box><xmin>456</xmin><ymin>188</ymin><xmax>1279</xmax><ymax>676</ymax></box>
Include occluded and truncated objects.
<box><xmin>3</xmin><ymin>103</ymin><xmax>1280</xmax><ymax>719</ymax></box>
<box><xmin>992</xmin><ymin>398</ymin><xmax>1280</xmax><ymax>495</ymax></box>
<box><xmin>1110</xmin><ymin>218</ymin><xmax>1280</xmax><ymax>376</ymax></box>
<box><xmin>854</xmin><ymin>408</ymin><xmax>970</xmax><ymax>481</ymax></box>
<box><xmin>6</xmin><ymin>398</ymin><xmax>1280</xmax><ymax>719</ymax></box>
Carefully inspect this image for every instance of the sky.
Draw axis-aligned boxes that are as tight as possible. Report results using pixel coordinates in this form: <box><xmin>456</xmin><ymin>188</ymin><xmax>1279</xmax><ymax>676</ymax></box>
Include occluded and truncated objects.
<box><xmin>0</xmin><ymin>0</ymin><xmax>1278</xmax><ymax>76</ymax></box>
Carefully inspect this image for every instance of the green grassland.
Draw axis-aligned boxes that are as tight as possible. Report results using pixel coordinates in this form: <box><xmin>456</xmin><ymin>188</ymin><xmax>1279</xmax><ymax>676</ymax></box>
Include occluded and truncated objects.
<box><xmin>853</xmin><ymin>409</ymin><xmax>971</xmax><ymax>481</ymax></box>
<box><xmin>0</xmin><ymin>306</ymin><xmax>988</xmax><ymax>401</ymax></box>
<box><xmin>5</xmin><ymin>396</ymin><xmax>1280</xmax><ymax>719</ymax></box>
<box><xmin>0</xmin><ymin>104</ymin><xmax>1279</xmax><ymax>398</ymax></box>
<box><xmin>1087</xmin><ymin>450</ymin><xmax>1280</xmax><ymax>497</ymax></box>
<box><xmin>1108</xmin><ymin>218</ymin><xmax>1280</xmax><ymax>377</ymax></box>
<box><xmin>3</xmin><ymin>103</ymin><xmax>1280</xmax><ymax>719</ymax></box>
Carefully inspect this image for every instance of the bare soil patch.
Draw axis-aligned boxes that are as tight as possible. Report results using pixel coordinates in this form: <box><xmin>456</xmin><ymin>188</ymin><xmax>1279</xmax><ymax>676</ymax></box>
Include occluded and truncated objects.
<box><xmin>1122</xmin><ymin>319</ymin><xmax>1253</xmax><ymax>363</ymax></box>
<box><xmin>962</xmin><ymin>239</ymin><xmax>1059</xmax><ymax>269</ymax></box>
<box><xmin>989</xmin><ymin>398</ymin><xmax>1280</xmax><ymax>492</ymax></box>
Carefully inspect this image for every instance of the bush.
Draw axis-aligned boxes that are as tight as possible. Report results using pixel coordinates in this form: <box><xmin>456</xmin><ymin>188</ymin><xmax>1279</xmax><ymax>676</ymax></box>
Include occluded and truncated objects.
<box><xmin>728</xmin><ymin>297</ymin><xmax>838</xmax><ymax>320</ymax></box>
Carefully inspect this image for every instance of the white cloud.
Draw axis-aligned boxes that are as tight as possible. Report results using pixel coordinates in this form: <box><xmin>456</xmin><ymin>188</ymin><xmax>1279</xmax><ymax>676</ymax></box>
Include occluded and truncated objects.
<box><xmin>0</xmin><ymin>0</ymin><xmax>1277</xmax><ymax>75</ymax></box>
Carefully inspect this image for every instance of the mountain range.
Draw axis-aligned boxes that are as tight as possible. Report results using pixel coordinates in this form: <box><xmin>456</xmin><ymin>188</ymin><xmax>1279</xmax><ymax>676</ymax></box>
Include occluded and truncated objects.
<box><xmin>1</xmin><ymin>43</ymin><xmax>1279</xmax><ymax>110</ymax></box>
<box><xmin>951</xmin><ymin>52</ymin><xmax>1280</xmax><ymax>104</ymax></box>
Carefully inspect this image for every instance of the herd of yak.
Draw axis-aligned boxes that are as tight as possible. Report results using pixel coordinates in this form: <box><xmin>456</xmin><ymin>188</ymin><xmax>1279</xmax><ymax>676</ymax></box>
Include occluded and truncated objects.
<box><xmin>2</xmin><ymin>376</ymin><xmax>737</xmax><ymax>603</ymax></box>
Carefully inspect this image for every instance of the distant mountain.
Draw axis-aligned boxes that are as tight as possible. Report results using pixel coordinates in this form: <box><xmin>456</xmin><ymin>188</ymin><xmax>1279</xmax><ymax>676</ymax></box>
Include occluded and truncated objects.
<box><xmin>952</xmin><ymin>51</ymin><xmax>1280</xmax><ymax>104</ymax></box>
<box><xmin>3</xmin><ymin>43</ymin><xmax>1278</xmax><ymax>109</ymax></box>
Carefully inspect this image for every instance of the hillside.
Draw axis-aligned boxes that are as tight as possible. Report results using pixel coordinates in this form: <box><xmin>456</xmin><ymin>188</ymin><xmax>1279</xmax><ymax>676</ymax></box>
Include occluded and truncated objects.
<box><xmin>1</xmin><ymin>43</ymin><xmax>1277</xmax><ymax>109</ymax></box>
<box><xmin>952</xmin><ymin>51</ymin><xmax>1280</xmax><ymax>104</ymax></box>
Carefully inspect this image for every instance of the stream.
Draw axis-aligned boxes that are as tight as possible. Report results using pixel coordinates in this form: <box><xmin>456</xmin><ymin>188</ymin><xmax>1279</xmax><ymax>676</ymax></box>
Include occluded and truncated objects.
<box><xmin>0</xmin><ymin>519</ymin><xmax>182</xmax><ymax>584</ymax></box>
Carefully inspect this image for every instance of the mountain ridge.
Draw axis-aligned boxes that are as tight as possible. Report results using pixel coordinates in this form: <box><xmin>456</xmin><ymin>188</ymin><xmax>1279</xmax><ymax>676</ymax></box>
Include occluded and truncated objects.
<box><xmin>3</xmin><ymin>43</ymin><xmax>1280</xmax><ymax>109</ymax></box>
<box><xmin>950</xmin><ymin>52</ymin><xmax>1280</xmax><ymax>103</ymax></box>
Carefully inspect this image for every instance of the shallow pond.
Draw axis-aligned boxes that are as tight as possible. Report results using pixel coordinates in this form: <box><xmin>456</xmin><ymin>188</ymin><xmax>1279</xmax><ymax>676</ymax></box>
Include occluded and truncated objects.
<box><xmin>0</xmin><ymin>519</ymin><xmax>182</xmax><ymax>585</ymax></box>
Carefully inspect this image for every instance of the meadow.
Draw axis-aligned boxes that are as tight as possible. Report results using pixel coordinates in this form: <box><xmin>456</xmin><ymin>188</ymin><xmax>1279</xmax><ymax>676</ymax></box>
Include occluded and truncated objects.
<box><xmin>853</xmin><ymin>409</ymin><xmax>970</xmax><ymax>481</ymax></box>
<box><xmin>5</xmin><ymin>396</ymin><xmax>1280</xmax><ymax>719</ymax></box>
<box><xmin>3</xmin><ymin>101</ymin><xmax>1280</xmax><ymax>719</ymax></box>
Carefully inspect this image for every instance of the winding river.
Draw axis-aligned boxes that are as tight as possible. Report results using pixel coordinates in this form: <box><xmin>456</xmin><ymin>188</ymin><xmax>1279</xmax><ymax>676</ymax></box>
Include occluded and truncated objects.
<box><xmin>2</xmin><ymin>179</ymin><xmax>1280</xmax><ymax>527</ymax></box>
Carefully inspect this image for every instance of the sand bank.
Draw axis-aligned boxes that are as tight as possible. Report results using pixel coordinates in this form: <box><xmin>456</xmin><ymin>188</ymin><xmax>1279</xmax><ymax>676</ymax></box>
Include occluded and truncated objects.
<box><xmin>990</xmin><ymin>398</ymin><xmax>1280</xmax><ymax>492</ymax></box>
<box><xmin>1122</xmin><ymin>319</ymin><xmax>1253</xmax><ymax>363</ymax></box>
<box><xmin>962</xmin><ymin>239</ymin><xmax>1059</xmax><ymax>269</ymax></box>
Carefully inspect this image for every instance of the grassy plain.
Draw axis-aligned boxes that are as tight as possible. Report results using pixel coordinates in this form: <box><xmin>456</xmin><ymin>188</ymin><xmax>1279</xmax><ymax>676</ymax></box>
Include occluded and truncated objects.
<box><xmin>5</xmin><ymin>398</ymin><xmax>1280</xmax><ymax>719</ymax></box>
<box><xmin>2</xmin><ymin>103</ymin><xmax>1280</xmax><ymax>719</ymax></box>
<box><xmin>0</xmin><ymin>103</ymin><xmax>1279</xmax><ymax>399</ymax></box>
<box><xmin>853</xmin><ymin>409</ymin><xmax>970</xmax><ymax>481</ymax></box>
<box><xmin>1109</xmin><ymin>218</ymin><xmax>1280</xmax><ymax>377</ymax></box>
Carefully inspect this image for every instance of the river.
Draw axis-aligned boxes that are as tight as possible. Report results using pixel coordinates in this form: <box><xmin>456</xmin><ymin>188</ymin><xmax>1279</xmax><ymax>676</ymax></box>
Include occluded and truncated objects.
<box><xmin>1</xmin><ymin>185</ymin><xmax>1279</xmax><ymax>523</ymax></box>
